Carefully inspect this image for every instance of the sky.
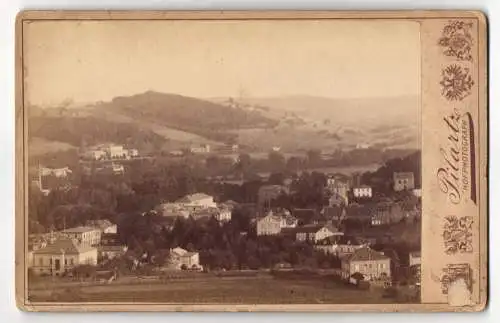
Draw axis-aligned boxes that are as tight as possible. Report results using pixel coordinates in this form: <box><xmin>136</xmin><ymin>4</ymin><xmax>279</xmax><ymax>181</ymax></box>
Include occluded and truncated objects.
<box><xmin>23</xmin><ymin>20</ymin><xmax>421</xmax><ymax>107</ymax></box>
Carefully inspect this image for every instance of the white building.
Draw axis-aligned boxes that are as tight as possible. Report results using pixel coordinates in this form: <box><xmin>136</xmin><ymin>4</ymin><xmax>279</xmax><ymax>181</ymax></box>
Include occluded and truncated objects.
<box><xmin>294</xmin><ymin>224</ymin><xmax>340</xmax><ymax>243</ymax></box>
<box><xmin>353</xmin><ymin>185</ymin><xmax>373</xmax><ymax>198</ymax></box>
<box><xmin>60</xmin><ymin>226</ymin><xmax>102</xmax><ymax>247</ymax></box>
<box><xmin>214</xmin><ymin>208</ymin><xmax>232</xmax><ymax>222</ymax></box>
<box><xmin>84</xmin><ymin>149</ymin><xmax>107</xmax><ymax>160</ymax></box>
<box><xmin>409</xmin><ymin>251</ymin><xmax>421</xmax><ymax>266</ymax></box>
<box><xmin>256</xmin><ymin>212</ymin><xmax>283</xmax><ymax>236</ymax></box>
<box><xmin>105</xmin><ymin>144</ymin><xmax>126</xmax><ymax>159</ymax></box>
<box><xmin>177</xmin><ymin>193</ymin><xmax>217</xmax><ymax>211</ymax></box>
<box><xmin>169</xmin><ymin>247</ymin><xmax>201</xmax><ymax>270</ymax></box>
<box><xmin>84</xmin><ymin>144</ymin><xmax>138</xmax><ymax>161</ymax></box>
<box><xmin>155</xmin><ymin>203</ymin><xmax>191</xmax><ymax>218</ymax></box>
<box><xmin>190</xmin><ymin>144</ymin><xmax>211</xmax><ymax>154</ymax></box>
<box><xmin>85</xmin><ymin>219</ymin><xmax>117</xmax><ymax>234</ymax></box>
<box><xmin>31</xmin><ymin>239</ymin><xmax>98</xmax><ymax>276</ymax></box>
<box><xmin>128</xmin><ymin>149</ymin><xmax>139</xmax><ymax>157</ymax></box>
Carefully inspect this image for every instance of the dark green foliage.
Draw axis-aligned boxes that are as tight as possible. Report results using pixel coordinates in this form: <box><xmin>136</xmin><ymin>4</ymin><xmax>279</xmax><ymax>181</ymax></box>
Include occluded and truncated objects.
<box><xmin>30</xmin><ymin>116</ymin><xmax>166</xmax><ymax>151</ymax></box>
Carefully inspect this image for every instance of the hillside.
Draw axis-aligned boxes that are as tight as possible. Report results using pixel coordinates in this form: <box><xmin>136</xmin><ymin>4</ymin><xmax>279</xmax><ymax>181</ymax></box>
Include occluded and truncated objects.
<box><xmin>28</xmin><ymin>92</ymin><xmax>420</xmax><ymax>157</ymax></box>
<box><xmin>95</xmin><ymin>91</ymin><xmax>279</xmax><ymax>144</ymax></box>
<box><xmin>210</xmin><ymin>95</ymin><xmax>420</xmax><ymax>151</ymax></box>
<box><xmin>29</xmin><ymin>116</ymin><xmax>167</xmax><ymax>153</ymax></box>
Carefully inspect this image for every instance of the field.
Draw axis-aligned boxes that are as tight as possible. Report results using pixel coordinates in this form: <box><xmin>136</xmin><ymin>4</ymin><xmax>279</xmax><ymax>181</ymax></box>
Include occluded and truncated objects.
<box><xmin>28</xmin><ymin>273</ymin><xmax>396</xmax><ymax>304</ymax></box>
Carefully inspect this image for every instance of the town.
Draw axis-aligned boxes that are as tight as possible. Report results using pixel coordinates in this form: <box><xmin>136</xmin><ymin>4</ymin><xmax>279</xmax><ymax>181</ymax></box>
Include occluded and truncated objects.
<box><xmin>27</xmin><ymin>142</ymin><xmax>422</xmax><ymax>304</ymax></box>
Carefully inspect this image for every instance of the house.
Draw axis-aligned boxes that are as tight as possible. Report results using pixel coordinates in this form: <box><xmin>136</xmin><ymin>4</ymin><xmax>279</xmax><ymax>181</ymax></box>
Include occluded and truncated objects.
<box><xmin>328</xmin><ymin>192</ymin><xmax>348</xmax><ymax>207</ymax></box>
<box><xmin>31</xmin><ymin>238</ymin><xmax>98</xmax><ymax>276</ymax></box>
<box><xmin>85</xmin><ymin>219</ymin><xmax>117</xmax><ymax>234</ymax></box>
<box><xmin>280</xmin><ymin>214</ymin><xmax>298</xmax><ymax>228</ymax></box>
<box><xmin>84</xmin><ymin>149</ymin><xmax>107</xmax><ymax>160</ymax></box>
<box><xmin>321</xmin><ymin>206</ymin><xmax>347</xmax><ymax>224</ymax></box>
<box><xmin>315</xmin><ymin>236</ymin><xmax>364</xmax><ymax>257</ymax></box>
<box><xmin>345</xmin><ymin>204</ymin><xmax>372</xmax><ymax>222</ymax></box>
<box><xmin>177</xmin><ymin>193</ymin><xmax>217</xmax><ymax>211</ymax></box>
<box><xmin>190</xmin><ymin>144</ymin><xmax>211</xmax><ymax>154</ymax></box>
<box><xmin>218</xmin><ymin>200</ymin><xmax>239</xmax><ymax>211</ymax></box>
<box><xmin>352</xmin><ymin>185</ymin><xmax>372</xmax><ymax>198</ymax></box>
<box><xmin>31</xmin><ymin>165</ymin><xmax>72</xmax><ymax>195</ymax></box>
<box><xmin>128</xmin><ymin>149</ymin><xmax>139</xmax><ymax>157</ymax></box>
<box><xmin>98</xmin><ymin>245</ymin><xmax>128</xmax><ymax>260</ymax></box>
<box><xmin>214</xmin><ymin>207</ymin><xmax>232</xmax><ymax>222</ymax></box>
<box><xmin>256</xmin><ymin>212</ymin><xmax>283</xmax><ymax>236</ymax></box>
<box><xmin>100</xmin><ymin>233</ymin><xmax>120</xmax><ymax>246</ymax></box>
<box><xmin>341</xmin><ymin>247</ymin><xmax>391</xmax><ymax>281</ymax></box>
<box><xmin>169</xmin><ymin>150</ymin><xmax>184</xmax><ymax>157</ymax></box>
<box><xmin>257</xmin><ymin>185</ymin><xmax>288</xmax><ymax>209</ymax></box>
<box><xmin>60</xmin><ymin>226</ymin><xmax>102</xmax><ymax>246</ymax></box>
<box><xmin>292</xmin><ymin>208</ymin><xmax>322</xmax><ymax>225</ymax></box>
<box><xmin>393</xmin><ymin>172</ymin><xmax>415</xmax><ymax>191</ymax></box>
<box><xmin>108</xmin><ymin>163</ymin><xmax>125</xmax><ymax>175</ymax></box>
<box><xmin>409</xmin><ymin>251</ymin><xmax>421</xmax><ymax>266</ymax></box>
<box><xmin>191</xmin><ymin>207</ymin><xmax>220</xmax><ymax>221</ymax></box>
<box><xmin>326</xmin><ymin>178</ymin><xmax>349</xmax><ymax>205</ymax></box>
<box><xmin>217</xmin><ymin>144</ymin><xmax>239</xmax><ymax>154</ymax></box>
<box><xmin>412</xmin><ymin>188</ymin><xmax>422</xmax><ymax>197</ymax></box>
<box><xmin>39</xmin><ymin>166</ymin><xmax>72</xmax><ymax>178</ymax></box>
<box><xmin>169</xmin><ymin>247</ymin><xmax>201</xmax><ymax>270</ymax></box>
<box><xmin>370</xmin><ymin>203</ymin><xmax>405</xmax><ymax>226</ymax></box>
<box><xmin>155</xmin><ymin>203</ymin><xmax>190</xmax><ymax>218</ymax></box>
<box><xmin>105</xmin><ymin>144</ymin><xmax>127</xmax><ymax>159</ymax></box>
<box><xmin>293</xmin><ymin>224</ymin><xmax>340</xmax><ymax>242</ymax></box>
<box><xmin>84</xmin><ymin>144</ymin><xmax>137</xmax><ymax>161</ymax></box>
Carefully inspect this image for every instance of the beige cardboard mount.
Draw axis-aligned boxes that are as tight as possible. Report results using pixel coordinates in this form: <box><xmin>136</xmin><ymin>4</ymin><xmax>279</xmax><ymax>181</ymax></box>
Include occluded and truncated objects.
<box><xmin>15</xmin><ymin>10</ymin><xmax>488</xmax><ymax>312</ymax></box>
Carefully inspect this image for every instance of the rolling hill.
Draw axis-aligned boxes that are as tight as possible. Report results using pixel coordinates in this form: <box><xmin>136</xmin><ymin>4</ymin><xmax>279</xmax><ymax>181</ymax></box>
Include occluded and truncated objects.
<box><xmin>96</xmin><ymin>91</ymin><xmax>279</xmax><ymax>144</ymax></box>
<box><xmin>28</xmin><ymin>92</ymin><xmax>420</xmax><ymax>157</ymax></box>
<box><xmin>211</xmin><ymin>95</ymin><xmax>420</xmax><ymax>151</ymax></box>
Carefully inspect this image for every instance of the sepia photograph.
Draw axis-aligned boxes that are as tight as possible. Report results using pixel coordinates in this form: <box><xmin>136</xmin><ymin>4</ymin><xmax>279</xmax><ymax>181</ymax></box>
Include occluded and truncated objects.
<box><xmin>15</xmin><ymin>11</ymin><xmax>487</xmax><ymax>312</ymax></box>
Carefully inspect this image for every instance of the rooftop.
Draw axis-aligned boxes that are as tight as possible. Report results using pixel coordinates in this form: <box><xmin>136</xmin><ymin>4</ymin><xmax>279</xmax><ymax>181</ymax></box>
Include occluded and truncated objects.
<box><xmin>62</xmin><ymin>226</ymin><xmax>99</xmax><ymax>234</ymax></box>
<box><xmin>322</xmin><ymin>206</ymin><xmax>345</xmax><ymax>219</ymax></box>
<box><xmin>170</xmin><ymin>247</ymin><xmax>198</xmax><ymax>257</ymax></box>
<box><xmin>316</xmin><ymin>235</ymin><xmax>359</xmax><ymax>246</ymax></box>
<box><xmin>393</xmin><ymin>172</ymin><xmax>414</xmax><ymax>178</ymax></box>
<box><xmin>33</xmin><ymin>238</ymin><xmax>96</xmax><ymax>255</ymax></box>
<box><xmin>344</xmin><ymin>247</ymin><xmax>389</xmax><ymax>262</ymax></box>
<box><xmin>295</xmin><ymin>224</ymin><xmax>331</xmax><ymax>234</ymax></box>
<box><xmin>178</xmin><ymin>193</ymin><xmax>213</xmax><ymax>203</ymax></box>
<box><xmin>410</xmin><ymin>251</ymin><xmax>421</xmax><ymax>258</ymax></box>
<box><xmin>86</xmin><ymin>219</ymin><xmax>115</xmax><ymax>229</ymax></box>
<box><xmin>346</xmin><ymin>204</ymin><xmax>371</xmax><ymax>218</ymax></box>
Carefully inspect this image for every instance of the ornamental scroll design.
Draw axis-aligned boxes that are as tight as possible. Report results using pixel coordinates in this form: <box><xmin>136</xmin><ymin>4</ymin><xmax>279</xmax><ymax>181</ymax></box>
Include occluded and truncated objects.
<box><xmin>440</xmin><ymin>64</ymin><xmax>474</xmax><ymax>101</ymax></box>
<box><xmin>438</xmin><ymin>20</ymin><xmax>474</xmax><ymax>62</ymax></box>
<box><xmin>440</xmin><ymin>263</ymin><xmax>473</xmax><ymax>295</ymax></box>
<box><xmin>443</xmin><ymin>215</ymin><xmax>474</xmax><ymax>255</ymax></box>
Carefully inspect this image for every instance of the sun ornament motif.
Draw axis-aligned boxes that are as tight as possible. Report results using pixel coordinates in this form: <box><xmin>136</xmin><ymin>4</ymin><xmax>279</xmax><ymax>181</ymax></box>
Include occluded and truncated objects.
<box><xmin>438</xmin><ymin>20</ymin><xmax>474</xmax><ymax>61</ymax></box>
<box><xmin>440</xmin><ymin>64</ymin><xmax>474</xmax><ymax>101</ymax></box>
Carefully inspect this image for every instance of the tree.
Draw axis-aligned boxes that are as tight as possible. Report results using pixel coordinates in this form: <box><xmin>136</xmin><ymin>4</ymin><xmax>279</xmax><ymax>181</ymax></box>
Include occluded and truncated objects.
<box><xmin>268</xmin><ymin>172</ymin><xmax>285</xmax><ymax>185</ymax></box>
<box><xmin>306</xmin><ymin>149</ymin><xmax>322</xmax><ymax>167</ymax></box>
<box><xmin>268</xmin><ymin>151</ymin><xmax>286</xmax><ymax>171</ymax></box>
<box><xmin>286</xmin><ymin>156</ymin><xmax>304</xmax><ymax>172</ymax></box>
<box><xmin>206</xmin><ymin>155</ymin><xmax>220</xmax><ymax>170</ymax></box>
<box><xmin>235</xmin><ymin>153</ymin><xmax>252</xmax><ymax>174</ymax></box>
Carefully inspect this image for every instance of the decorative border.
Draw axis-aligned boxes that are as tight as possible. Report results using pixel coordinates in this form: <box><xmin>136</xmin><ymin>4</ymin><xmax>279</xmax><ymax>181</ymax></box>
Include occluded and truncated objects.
<box><xmin>435</xmin><ymin>17</ymin><xmax>482</xmax><ymax>309</ymax></box>
<box><xmin>438</xmin><ymin>20</ymin><xmax>474</xmax><ymax>62</ymax></box>
<box><xmin>443</xmin><ymin>216</ymin><xmax>474</xmax><ymax>255</ymax></box>
<box><xmin>439</xmin><ymin>64</ymin><xmax>475</xmax><ymax>101</ymax></box>
<box><xmin>440</xmin><ymin>263</ymin><xmax>473</xmax><ymax>295</ymax></box>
